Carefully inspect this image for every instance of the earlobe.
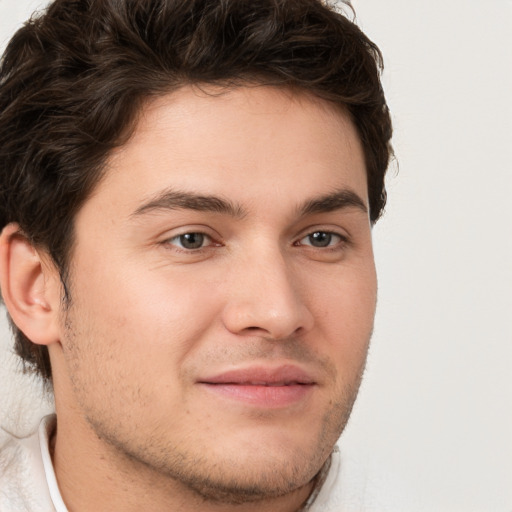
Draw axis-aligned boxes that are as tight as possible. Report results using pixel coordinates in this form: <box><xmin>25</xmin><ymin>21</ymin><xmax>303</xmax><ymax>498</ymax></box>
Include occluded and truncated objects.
<box><xmin>0</xmin><ymin>223</ymin><xmax>61</xmax><ymax>346</ymax></box>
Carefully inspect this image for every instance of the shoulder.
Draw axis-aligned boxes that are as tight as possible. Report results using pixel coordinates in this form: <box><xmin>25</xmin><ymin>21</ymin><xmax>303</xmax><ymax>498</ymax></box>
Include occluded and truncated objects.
<box><xmin>0</xmin><ymin>416</ymin><xmax>56</xmax><ymax>512</ymax></box>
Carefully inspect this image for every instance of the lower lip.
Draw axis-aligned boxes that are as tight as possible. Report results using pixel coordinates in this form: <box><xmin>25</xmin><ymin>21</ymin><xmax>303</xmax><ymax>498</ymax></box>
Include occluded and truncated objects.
<box><xmin>199</xmin><ymin>383</ymin><xmax>314</xmax><ymax>408</ymax></box>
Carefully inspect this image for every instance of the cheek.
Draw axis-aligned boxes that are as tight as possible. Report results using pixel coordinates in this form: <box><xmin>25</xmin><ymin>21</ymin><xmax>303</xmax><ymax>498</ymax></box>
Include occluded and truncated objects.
<box><xmin>69</xmin><ymin>254</ymin><xmax>223</xmax><ymax>365</ymax></box>
<box><xmin>62</xmin><ymin>268</ymin><xmax>223</xmax><ymax>423</ymax></box>
<box><xmin>310</xmin><ymin>263</ymin><xmax>376</xmax><ymax>364</ymax></box>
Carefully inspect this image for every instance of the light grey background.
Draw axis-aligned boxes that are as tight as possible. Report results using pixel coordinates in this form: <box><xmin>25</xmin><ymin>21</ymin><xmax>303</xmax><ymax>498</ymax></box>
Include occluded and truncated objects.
<box><xmin>1</xmin><ymin>0</ymin><xmax>511</xmax><ymax>509</ymax></box>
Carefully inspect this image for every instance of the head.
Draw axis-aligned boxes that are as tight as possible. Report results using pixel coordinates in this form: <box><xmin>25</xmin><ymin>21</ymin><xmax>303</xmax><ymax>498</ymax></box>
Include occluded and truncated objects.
<box><xmin>0</xmin><ymin>0</ymin><xmax>392</xmax><ymax>506</ymax></box>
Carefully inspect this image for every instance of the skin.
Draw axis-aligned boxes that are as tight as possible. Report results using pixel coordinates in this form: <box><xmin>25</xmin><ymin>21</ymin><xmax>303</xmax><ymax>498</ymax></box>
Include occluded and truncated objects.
<box><xmin>5</xmin><ymin>85</ymin><xmax>377</xmax><ymax>511</ymax></box>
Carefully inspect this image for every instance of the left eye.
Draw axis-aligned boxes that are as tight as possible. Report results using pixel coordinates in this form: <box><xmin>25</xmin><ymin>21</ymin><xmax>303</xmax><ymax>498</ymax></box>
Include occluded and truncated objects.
<box><xmin>298</xmin><ymin>231</ymin><xmax>343</xmax><ymax>248</ymax></box>
<box><xmin>168</xmin><ymin>232</ymin><xmax>211</xmax><ymax>250</ymax></box>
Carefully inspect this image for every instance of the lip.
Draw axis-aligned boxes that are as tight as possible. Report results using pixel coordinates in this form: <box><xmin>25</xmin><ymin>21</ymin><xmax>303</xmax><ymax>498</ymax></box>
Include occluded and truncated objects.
<box><xmin>197</xmin><ymin>364</ymin><xmax>316</xmax><ymax>408</ymax></box>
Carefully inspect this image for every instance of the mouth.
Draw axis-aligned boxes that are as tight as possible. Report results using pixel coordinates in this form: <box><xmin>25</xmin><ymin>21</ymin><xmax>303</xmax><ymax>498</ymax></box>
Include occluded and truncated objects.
<box><xmin>197</xmin><ymin>365</ymin><xmax>316</xmax><ymax>408</ymax></box>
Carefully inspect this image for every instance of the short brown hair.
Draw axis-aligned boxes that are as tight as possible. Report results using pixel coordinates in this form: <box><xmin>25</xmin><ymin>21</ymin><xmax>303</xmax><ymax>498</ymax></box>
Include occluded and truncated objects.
<box><xmin>0</xmin><ymin>0</ymin><xmax>392</xmax><ymax>383</ymax></box>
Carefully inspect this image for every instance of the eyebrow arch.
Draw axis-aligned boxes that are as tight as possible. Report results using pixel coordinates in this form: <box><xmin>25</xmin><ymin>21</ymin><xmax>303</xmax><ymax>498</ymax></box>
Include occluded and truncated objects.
<box><xmin>298</xmin><ymin>189</ymin><xmax>368</xmax><ymax>217</ymax></box>
<box><xmin>131</xmin><ymin>189</ymin><xmax>246</xmax><ymax>218</ymax></box>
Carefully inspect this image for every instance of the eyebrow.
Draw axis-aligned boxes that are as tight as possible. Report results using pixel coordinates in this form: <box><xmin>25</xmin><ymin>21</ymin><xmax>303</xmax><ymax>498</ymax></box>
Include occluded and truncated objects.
<box><xmin>298</xmin><ymin>189</ymin><xmax>368</xmax><ymax>217</ymax></box>
<box><xmin>131</xmin><ymin>187</ymin><xmax>367</xmax><ymax>219</ymax></box>
<box><xmin>132</xmin><ymin>189</ymin><xmax>246</xmax><ymax>218</ymax></box>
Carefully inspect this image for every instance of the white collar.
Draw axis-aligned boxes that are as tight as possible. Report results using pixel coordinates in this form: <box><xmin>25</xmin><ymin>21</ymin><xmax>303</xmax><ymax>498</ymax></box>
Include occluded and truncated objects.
<box><xmin>38</xmin><ymin>415</ymin><xmax>69</xmax><ymax>512</ymax></box>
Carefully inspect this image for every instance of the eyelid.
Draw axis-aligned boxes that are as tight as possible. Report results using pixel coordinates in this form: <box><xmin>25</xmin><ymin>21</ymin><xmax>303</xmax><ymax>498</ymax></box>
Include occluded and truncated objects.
<box><xmin>294</xmin><ymin>226</ymin><xmax>350</xmax><ymax>246</ymax></box>
<box><xmin>298</xmin><ymin>231</ymin><xmax>344</xmax><ymax>247</ymax></box>
<box><xmin>167</xmin><ymin>232</ymin><xmax>212</xmax><ymax>249</ymax></box>
<box><xmin>160</xmin><ymin>226</ymin><xmax>223</xmax><ymax>251</ymax></box>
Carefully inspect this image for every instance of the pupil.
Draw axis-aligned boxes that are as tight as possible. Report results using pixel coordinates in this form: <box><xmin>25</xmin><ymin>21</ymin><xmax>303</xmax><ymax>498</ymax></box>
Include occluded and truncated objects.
<box><xmin>180</xmin><ymin>233</ymin><xmax>204</xmax><ymax>249</ymax></box>
<box><xmin>310</xmin><ymin>232</ymin><xmax>331</xmax><ymax>247</ymax></box>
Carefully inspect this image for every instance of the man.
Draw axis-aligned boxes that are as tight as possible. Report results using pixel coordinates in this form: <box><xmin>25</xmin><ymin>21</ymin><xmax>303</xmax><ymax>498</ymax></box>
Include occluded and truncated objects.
<box><xmin>0</xmin><ymin>0</ymin><xmax>392</xmax><ymax>510</ymax></box>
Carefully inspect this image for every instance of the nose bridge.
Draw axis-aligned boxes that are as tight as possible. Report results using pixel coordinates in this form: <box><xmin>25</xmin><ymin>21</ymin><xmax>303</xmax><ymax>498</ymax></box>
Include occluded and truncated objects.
<box><xmin>222</xmin><ymin>239</ymin><xmax>314</xmax><ymax>339</ymax></box>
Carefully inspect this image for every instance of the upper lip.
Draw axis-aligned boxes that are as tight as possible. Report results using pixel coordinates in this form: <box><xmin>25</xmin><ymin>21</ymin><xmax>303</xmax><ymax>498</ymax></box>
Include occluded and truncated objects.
<box><xmin>198</xmin><ymin>364</ymin><xmax>316</xmax><ymax>386</ymax></box>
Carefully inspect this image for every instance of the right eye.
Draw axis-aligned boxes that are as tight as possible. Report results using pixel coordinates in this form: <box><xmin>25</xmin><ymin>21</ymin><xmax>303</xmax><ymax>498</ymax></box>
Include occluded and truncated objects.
<box><xmin>166</xmin><ymin>232</ymin><xmax>212</xmax><ymax>250</ymax></box>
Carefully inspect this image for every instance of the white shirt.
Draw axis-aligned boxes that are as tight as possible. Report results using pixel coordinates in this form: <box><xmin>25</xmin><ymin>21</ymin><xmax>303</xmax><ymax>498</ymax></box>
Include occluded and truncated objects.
<box><xmin>0</xmin><ymin>414</ymin><xmax>348</xmax><ymax>512</ymax></box>
<box><xmin>0</xmin><ymin>415</ymin><xmax>66</xmax><ymax>512</ymax></box>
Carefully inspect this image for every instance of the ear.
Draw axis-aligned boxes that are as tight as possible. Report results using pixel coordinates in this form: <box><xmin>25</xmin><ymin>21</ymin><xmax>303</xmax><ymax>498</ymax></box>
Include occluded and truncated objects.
<box><xmin>0</xmin><ymin>223</ymin><xmax>62</xmax><ymax>346</ymax></box>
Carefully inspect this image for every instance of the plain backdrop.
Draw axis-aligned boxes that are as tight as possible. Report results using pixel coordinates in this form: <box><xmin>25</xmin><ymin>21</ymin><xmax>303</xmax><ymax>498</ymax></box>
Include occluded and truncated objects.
<box><xmin>1</xmin><ymin>1</ymin><xmax>511</xmax><ymax>510</ymax></box>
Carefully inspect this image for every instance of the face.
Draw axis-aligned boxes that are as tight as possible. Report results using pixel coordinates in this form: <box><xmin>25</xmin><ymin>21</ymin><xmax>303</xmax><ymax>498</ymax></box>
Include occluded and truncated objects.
<box><xmin>54</xmin><ymin>85</ymin><xmax>376</xmax><ymax>503</ymax></box>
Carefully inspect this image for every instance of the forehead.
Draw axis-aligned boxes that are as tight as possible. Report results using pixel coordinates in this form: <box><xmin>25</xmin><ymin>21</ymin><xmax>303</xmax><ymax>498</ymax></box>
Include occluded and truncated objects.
<box><xmin>88</xmin><ymin>85</ymin><xmax>368</xmax><ymax>218</ymax></box>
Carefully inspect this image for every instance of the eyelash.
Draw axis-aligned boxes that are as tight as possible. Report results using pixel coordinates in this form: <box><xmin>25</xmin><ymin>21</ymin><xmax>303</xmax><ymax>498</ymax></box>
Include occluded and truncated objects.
<box><xmin>164</xmin><ymin>229</ymin><xmax>349</xmax><ymax>253</ymax></box>
<box><xmin>165</xmin><ymin>232</ymin><xmax>219</xmax><ymax>252</ymax></box>
<box><xmin>295</xmin><ymin>231</ymin><xmax>349</xmax><ymax>249</ymax></box>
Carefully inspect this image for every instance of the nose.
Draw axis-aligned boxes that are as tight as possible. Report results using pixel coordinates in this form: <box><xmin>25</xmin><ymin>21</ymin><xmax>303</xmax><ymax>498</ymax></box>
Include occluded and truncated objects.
<box><xmin>221</xmin><ymin>247</ymin><xmax>314</xmax><ymax>340</ymax></box>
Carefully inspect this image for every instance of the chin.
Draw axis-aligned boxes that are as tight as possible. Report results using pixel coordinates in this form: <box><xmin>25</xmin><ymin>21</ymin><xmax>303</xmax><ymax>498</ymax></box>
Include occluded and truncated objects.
<box><xmin>169</xmin><ymin>450</ymin><xmax>323</xmax><ymax>505</ymax></box>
